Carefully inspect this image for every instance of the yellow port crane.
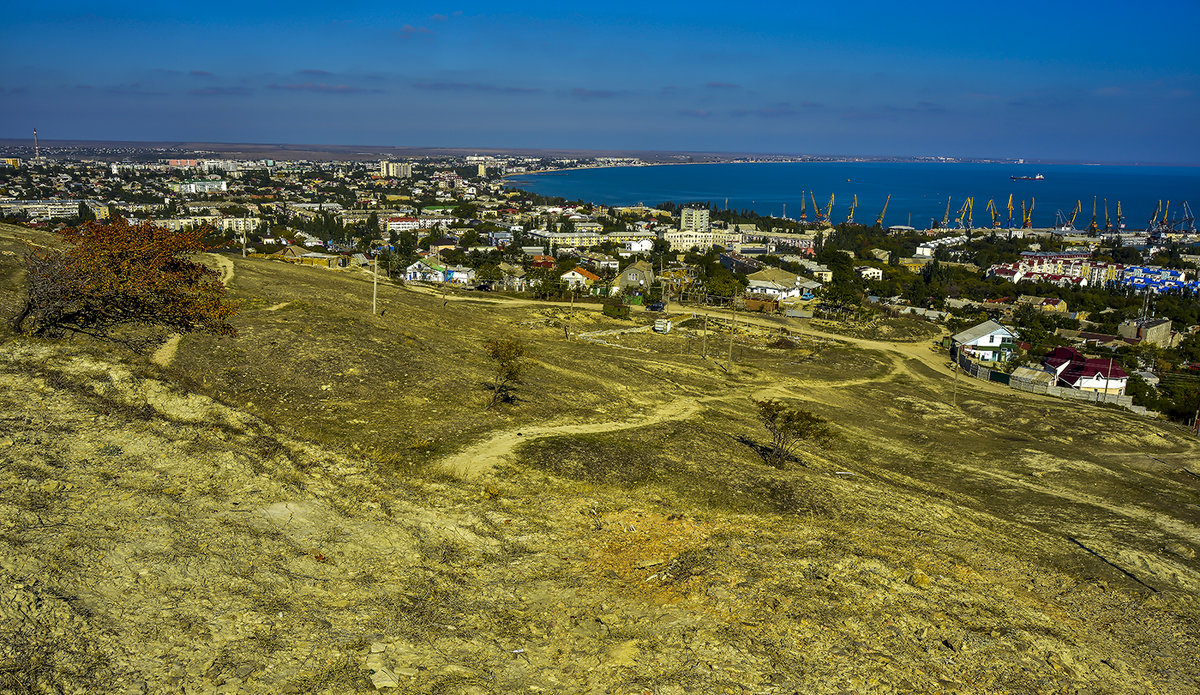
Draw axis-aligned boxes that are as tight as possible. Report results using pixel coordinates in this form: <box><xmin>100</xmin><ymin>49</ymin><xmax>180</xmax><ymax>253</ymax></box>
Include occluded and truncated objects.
<box><xmin>1088</xmin><ymin>196</ymin><xmax>1098</xmax><ymax>234</ymax></box>
<box><xmin>875</xmin><ymin>194</ymin><xmax>890</xmax><ymax>227</ymax></box>
<box><xmin>846</xmin><ymin>194</ymin><xmax>857</xmax><ymax>224</ymax></box>
<box><xmin>811</xmin><ymin>191</ymin><xmax>823</xmax><ymax>224</ymax></box>
<box><xmin>1163</xmin><ymin>200</ymin><xmax>1171</xmax><ymax>231</ymax></box>
<box><xmin>1149</xmin><ymin>200</ymin><xmax>1162</xmax><ymax>230</ymax></box>
<box><xmin>986</xmin><ymin>199</ymin><xmax>1000</xmax><ymax>228</ymax></box>
<box><xmin>1006</xmin><ymin>194</ymin><xmax>1015</xmax><ymax>228</ymax></box>
<box><xmin>824</xmin><ymin>193</ymin><xmax>835</xmax><ymax>225</ymax></box>
<box><xmin>941</xmin><ymin>197</ymin><xmax>952</xmax><ymax>228</ymax></box>
<box><xmin>1022</xmin><ymin>198</ymin><xmax>1035</xmax><ymax>228</ymax></box>
<box><xmin>955</xmin><ymin>198</ymin><xmax>971</xmax><ymax>229</ymax></box>
<box><xmin>1068</xmin><ymin>200</ymin><xmax>1081</xmax><ymax>229</ymax></box>
<box><xmin>967</xmin><ymin>197</ymin><xmax>975</xmax><ymax>230</ymax></box>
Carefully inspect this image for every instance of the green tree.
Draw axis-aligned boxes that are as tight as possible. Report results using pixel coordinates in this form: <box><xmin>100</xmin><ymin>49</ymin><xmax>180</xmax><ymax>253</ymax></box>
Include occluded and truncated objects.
<box><xmin>752</xmin><ymin>398</ymin><xmax>833</xmax><ymax>468</ymax></box>
<box><xmin>483</xmin><ymin>337</ymin><xmax>527</xmax><ymax>409</ymax></box>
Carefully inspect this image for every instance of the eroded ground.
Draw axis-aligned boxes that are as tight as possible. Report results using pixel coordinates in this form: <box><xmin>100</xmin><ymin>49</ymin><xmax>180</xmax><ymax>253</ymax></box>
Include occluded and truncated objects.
<box><xmin>1</xmin><ymin>225</ymin><xmax>1199</xmax><ymax>693</ymax></box>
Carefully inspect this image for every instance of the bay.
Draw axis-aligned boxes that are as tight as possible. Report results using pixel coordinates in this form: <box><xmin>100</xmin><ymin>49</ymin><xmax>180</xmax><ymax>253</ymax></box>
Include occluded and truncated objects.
<box><xmin>505</xmin><ymin>162</ymin><xmax>1200</xmax><ymax>231</ymax></box>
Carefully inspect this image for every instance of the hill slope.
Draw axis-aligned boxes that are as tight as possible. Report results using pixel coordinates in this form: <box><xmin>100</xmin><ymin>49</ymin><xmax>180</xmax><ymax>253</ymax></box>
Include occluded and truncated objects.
<box><xmin>1</xmin><ymin>224</ymin><xmax>1198</xmax><ymax>693</ymax></box>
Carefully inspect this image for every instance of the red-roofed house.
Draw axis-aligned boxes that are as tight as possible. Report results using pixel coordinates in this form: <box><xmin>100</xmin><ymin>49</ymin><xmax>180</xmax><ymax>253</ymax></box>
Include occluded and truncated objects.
<box><xmin>562</xmin><ymin>266</ymin><xmax>600</xmax><ymax>290</ymax></box>
<box><xmin>1043</xmin><ymin>346</ymin><xmax>1128</xmax><ymax>395</ymax></box>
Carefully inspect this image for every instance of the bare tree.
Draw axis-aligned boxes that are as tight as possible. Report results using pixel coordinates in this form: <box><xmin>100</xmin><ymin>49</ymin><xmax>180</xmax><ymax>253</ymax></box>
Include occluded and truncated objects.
<box><xmin>484</xmin><ymin>337</ymin><xmax>527</xmax><ymax>409</ymax></box>
<box><xmin>752</xmin><ymin>398</ymin><xmax>832</xmax><ymax>467</ymax></box>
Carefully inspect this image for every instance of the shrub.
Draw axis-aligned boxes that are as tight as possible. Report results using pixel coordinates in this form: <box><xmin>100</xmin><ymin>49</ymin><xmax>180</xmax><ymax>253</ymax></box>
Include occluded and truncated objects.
<box><xmin>483</xmin><ymin>337</ymin><xmax>527</xmax><ymax>409</ymax></box>
<box><xmin>11</xmin><ymin>218</ymin><xmax>238</xmax><ymax>339</ymax></box>
<box><xmin>752</xmin><ymin>398</ymin><xmax>832</xmax><ymax>467</ymax></box>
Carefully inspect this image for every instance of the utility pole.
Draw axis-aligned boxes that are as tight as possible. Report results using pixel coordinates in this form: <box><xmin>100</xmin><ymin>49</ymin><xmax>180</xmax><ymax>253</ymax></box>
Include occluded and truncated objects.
<box><xmin>728</xmin><ymin>301</ymin><xmax>736</xmax><ymax>369</ymax></box>
<box><xmin>703</xmin><ymin>314</ymin><xmax>708</xmax><ymax>359</ymax></box>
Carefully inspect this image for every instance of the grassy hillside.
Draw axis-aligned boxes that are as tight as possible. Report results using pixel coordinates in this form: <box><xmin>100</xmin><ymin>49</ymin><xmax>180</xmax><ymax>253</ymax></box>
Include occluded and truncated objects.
<box><xmin>1</xmin><ymin>223</ymin><xmax>1198</xmax><ymax>693</ymax></box>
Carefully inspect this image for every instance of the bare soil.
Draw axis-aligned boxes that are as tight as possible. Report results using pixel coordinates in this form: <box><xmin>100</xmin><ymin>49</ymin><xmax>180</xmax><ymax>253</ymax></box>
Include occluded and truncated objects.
<box><xmin>2</xmin><ymin>224</ymin><xmax>1199</xmax><ymax>694</ymax></box>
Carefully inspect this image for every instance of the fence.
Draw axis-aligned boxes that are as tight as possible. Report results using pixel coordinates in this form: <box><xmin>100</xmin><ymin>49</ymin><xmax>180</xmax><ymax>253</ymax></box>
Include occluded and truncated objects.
<box><xmin>952</xmin><ymin>348</ymin><xmax>1139</xmax><ymax>412</ymax></box>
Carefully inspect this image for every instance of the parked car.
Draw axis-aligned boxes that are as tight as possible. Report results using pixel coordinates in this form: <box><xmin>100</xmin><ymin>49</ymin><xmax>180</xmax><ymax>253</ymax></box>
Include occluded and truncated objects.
<box><xmin>646</xmin><ymin>302</ymin><xmax>665</xmax><ymax>312</ymax></box>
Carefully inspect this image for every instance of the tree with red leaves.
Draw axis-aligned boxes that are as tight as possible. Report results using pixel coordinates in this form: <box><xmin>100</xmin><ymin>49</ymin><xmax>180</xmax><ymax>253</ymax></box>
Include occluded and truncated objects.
<box><xmin>11</xmin><ymin>218</ymin><xmax>238</xmax><ymax>339</ymax></box>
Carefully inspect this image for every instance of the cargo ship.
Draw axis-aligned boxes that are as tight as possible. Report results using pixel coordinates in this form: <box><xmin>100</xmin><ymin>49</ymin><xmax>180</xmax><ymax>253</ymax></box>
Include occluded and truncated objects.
<box><xmin>1011</xmin><ymin>174</ymin><xmax>1045</xmax><ymax>181</ymax></box>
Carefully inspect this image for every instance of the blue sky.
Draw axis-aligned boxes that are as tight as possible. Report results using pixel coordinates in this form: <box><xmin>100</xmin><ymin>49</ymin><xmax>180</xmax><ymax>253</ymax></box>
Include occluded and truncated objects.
<box><xmin>3</xmin><ymin>1</ymin><xmax>1198</xmax><ymax>163</ymax></box>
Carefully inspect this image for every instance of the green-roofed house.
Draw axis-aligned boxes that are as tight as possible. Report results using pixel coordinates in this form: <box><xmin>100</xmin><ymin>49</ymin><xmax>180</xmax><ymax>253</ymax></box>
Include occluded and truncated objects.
<box><xmin>405</xmin><ymin>259</ymin><xmax>448</xmax><ymax>283</ymax></box>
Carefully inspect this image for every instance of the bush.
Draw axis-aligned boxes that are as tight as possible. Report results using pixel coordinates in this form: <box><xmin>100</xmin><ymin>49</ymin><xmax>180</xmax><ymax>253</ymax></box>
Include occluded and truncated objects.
<box><xmin>752</xmin><ymin>398</ymin><xmax>832</xmax><ymax>468</ymax></box>
<box><xmin>483</xmin><ymin>337</ymin><xmax>527</xmax><ymax>409</ymax></box>
<box><xmin>11</xmin><ymin>218</ymin><xmax>238</xmax><ymax>339</ymax></box>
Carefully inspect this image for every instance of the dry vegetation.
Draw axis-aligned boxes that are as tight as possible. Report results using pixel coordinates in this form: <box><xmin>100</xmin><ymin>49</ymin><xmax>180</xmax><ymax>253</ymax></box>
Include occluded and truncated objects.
<box><xmin>1</xmin><ymin>222</ymin><xmax>1199</xmax><ymax>693</ymax></box>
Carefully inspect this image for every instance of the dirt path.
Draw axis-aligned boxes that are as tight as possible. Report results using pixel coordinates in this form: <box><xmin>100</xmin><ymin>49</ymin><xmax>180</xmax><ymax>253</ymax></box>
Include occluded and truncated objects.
<box><xmin>151</xmin><ymin>334</ymin><xmax>182</xmax><ymax>368</ymax></box>
<box><xmin>206</xmin><ymin>253</ymin><xmax>235</xmax><ymax>286</ymax></box>
<box><xmin>441</xmin><ymin>398</ymin><xmax>703</xmax><ymax>479</ymax></box>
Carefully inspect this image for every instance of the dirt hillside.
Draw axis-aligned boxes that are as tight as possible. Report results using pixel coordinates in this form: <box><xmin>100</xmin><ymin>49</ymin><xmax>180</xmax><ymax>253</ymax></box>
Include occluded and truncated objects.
<box><xmin>2</xmin><ymin>224</ymin><xmax>1198</xmax><ymax>693</ymax></box>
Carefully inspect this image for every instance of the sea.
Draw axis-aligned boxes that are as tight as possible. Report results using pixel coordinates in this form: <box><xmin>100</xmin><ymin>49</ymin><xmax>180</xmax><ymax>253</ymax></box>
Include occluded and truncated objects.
<box><xmin>504</xmin><ymin>162</ymin><xmax>1200</xmax><ymax>231</ymax></box>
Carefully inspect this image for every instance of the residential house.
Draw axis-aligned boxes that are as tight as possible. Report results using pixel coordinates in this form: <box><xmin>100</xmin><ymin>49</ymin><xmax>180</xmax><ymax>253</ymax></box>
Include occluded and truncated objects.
<box><xmin>797</xmin><ymin>260</ymin><xmax>833</xmax><ymax>282</ymax></box>
<box><xmin>1043</xmin><ymin>346</ymin><xmax>1128</xmax><ymax>395</ymax></box>
<box><xmin>428</xmin><ymin>237</ymin><xmax>458</xmax><ymax>255</ymax></box>
<box><xmin>497</xmin><ymin>262</ymin><xmax>528</xmax><ymax>291</ymax></box>
<box><xmin>579</xmin><ymin>252</ymin><xmax>619</xmax><ymax>272</ymax></box>
<box><xmin>745</xmin><ymin>267</ymin><xmax>801</xmax><ymax>299</ymax></box>
<box><xmin>899</xmin><ymin>257</ymin><xmax>933</xmax><ymax>273</ymax></box>
<box><xmin>405</xmin><ymin>260</ymin><xmax>448</xmax><ymax>283</ymax></box>
<box><xmin>856</xmin><ymin>266</ymin><xmax>883</xmax><ymax>281</ymax></box>
<box><xmin>562</xmin><ymin>266</ymin><xmax>601</xmax><ymax>290</ymax></box>
<box><xmin>952</xmin><ymin>320</ymin><xmax>1018</xmax><ymax>362</ymax></box>
<box><xmin>447</xmin><ymin>265</ymin><xmax>476</xmax><ymax>284</ymax></box>
<box><xmin>614</xmin><ymin>260</ymin><xmax>655</xmax><ymax>291</ymax></box>
<box><xmin>1015</xmin><ymin>295</ymin><xmax>1068</xmax><ymax>313</ymax></box>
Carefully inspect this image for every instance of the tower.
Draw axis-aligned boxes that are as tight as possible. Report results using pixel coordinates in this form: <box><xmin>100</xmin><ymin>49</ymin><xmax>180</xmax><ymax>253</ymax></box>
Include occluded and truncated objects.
<box><xmin>33</xmin><ymin>128</ymin><xmax>39</xmax><ymax>159</ymax></box>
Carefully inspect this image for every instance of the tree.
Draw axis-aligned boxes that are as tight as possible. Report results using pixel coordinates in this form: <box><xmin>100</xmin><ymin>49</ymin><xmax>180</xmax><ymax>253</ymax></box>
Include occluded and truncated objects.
<box><xmin>11</xmin><ymin>218</ymin><xmax>238</xmax><ymax>340</ymax></box>
<box><xmin>483</xmin><ymin>337</ymin><xmax>527</xmax><ymax>409</ymax></box>
<box><xmin>752</xmin><ymin>398</ymin><xmax>832</xmax><ymax>468</ymax></box>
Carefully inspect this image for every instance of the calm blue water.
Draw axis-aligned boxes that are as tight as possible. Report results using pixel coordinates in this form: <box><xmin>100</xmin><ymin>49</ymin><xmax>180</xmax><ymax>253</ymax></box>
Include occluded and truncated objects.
<box><xmin>506</xmin><ymin>162</ymin><xmax>1200</xmax><ymax>231</ymax></box>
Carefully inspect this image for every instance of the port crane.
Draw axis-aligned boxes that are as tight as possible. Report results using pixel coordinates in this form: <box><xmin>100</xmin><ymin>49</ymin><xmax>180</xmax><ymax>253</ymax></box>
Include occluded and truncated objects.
<box><xmin>1182</xmin><ymin>202</ymin><xmax>1196</xmax><ymax>233</ymax></box>
<box><xmin>1006</xmin><ymin>194</ymin><xmax>1015</xmax><ymax>228</ymax></box>
<box><xmin>1055</xmin><ymin>200</ymin><xmax>1082</xmax><ymax>231</ymax></box>
<box><xmin>1022</xmin><ymin>198</ymin><xmax>1035</xmax><ymax>228</ymax></box>
<box><xmin>941</xmin><ymin>197</ymin><xmax>952</xmax><ymax>228</ymax></box>
<box><xmin>799</xmin><ymin>192</ymin><xmax>806</xmax><ymax>221</ymax></box>
<box><xmin>1103</xmin><ymin>199</ymin><xmax>1111</xmax><ymax>232</ymax></box>
<box><xmin>846</xmin><ymin>194</ymin><xmax>857</xmax><ymax>224</ymax></box>
<box><xmin>1148</xmin><ymin>200</ymin><xmax>1162</xmax><ymax>231</ymax></box>
<box><xmin>1116</xmin><ymin>201</ymin><xmax>1124</xmax><ymax>230</ymax></box>
<box><xmin>1088</xmin><ymin>196</ymin><xmax>1098</xmax><ymax>235</ymax></box>
<box><xmin>811</xmin><ymin>191</ymin><xmax>824</xmax><ymax>225</ymax></box>
<box><xmin>824</xmin><ymin>193</ymin><xmax>835</xmax><ymax>226</ymax></box>
<box><xmin>875</xmin><ymin>194</ymin><xmax>890</xmax><ymax>227</ymax></box>
<box><xmin>954</xmin><ymin>198</ymin><xmax>973</xmax><ymax>229</ymax></box>
<box><xmin>986</xmin><ymin>199</ymin><xmax>1000</xmax><ymax>228</ymax></box>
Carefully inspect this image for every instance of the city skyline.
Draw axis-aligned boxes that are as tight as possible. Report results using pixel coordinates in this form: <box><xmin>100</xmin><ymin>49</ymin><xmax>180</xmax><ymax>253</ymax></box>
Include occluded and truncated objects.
<box><xmin>4</xmin><ymin>1</ymin><xmax>1199</xmax><ymax>164</ymax></box>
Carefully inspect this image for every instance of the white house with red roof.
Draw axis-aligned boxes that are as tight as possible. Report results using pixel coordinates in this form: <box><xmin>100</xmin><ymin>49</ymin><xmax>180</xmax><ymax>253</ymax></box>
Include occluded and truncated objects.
<box><xmin>1043</xmin><ymin>346</ymin><xmax>1128</xmax><ymax>395</ymax></box>
<box><xmin>561</xmin><ymin>266</ymin><xmax>600</xmax><ymax>290</ymax></box>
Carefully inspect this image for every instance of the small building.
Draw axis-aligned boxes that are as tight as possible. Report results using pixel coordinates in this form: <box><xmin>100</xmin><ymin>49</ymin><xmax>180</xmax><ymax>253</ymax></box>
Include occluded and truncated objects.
<box><xmin>614</xmin><ymin>260</ymin><xmax>655</xmax><ymax>291</ymax></box>
<box><xmin>1043</xmin><ymin>346</ymin><xmax>1128</xmax><ymax>395</ymax></box>
<box><xmin>1117</xmin><ymin>318</ymin><xmax>1176</xmax><ymax>348</ymax></box>
<box><xmin>562</xmin><ymin>266</ymin><xmax>601</xmax><ymax>290</ymax></box>
<box><xmin>745</xmin><ymin>267</ymin><xmax>801</xmax><ymax>299</ymax></box>
<box><xmin>405</xmin><ymin>260</ymin><xmax>448</xmax><ymax>283</ymax></box>
<box><xmin>856</xmin><ymin>266</ymin><xmax>883</xmax><ymax>281</ymax></box>
<box><xmin>951</xmin><ymin>320</ymin><xmax>1018</xmax><ymax>362</ymax></box>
